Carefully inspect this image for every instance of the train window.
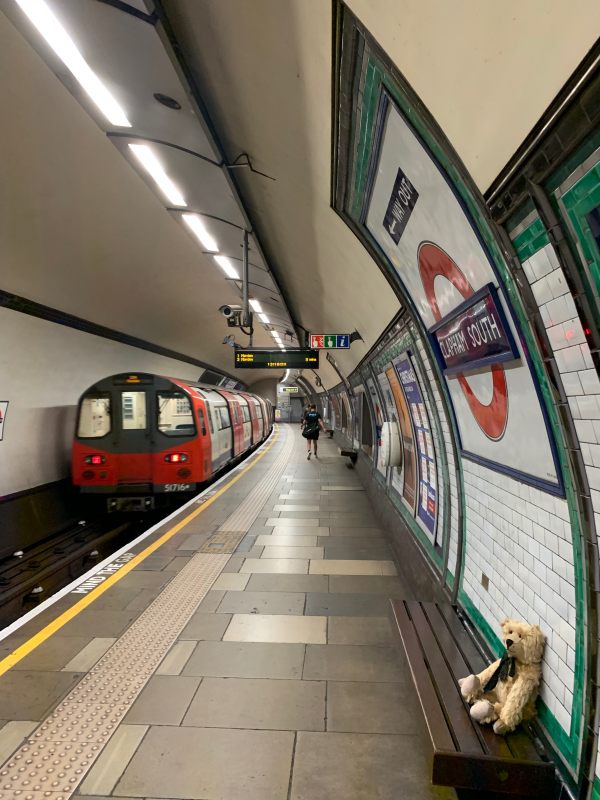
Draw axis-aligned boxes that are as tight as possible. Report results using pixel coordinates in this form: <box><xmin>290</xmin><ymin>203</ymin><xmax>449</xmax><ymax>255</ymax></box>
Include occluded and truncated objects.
<box><xmin>198</xmin><ymin>408</ymin><xmax>207</xmax><ymax>436</ymax></box>
<box><xmin>256</xmin><ymin>405</ymin><xmax>263</xmax><ymax>419</ymax></box>
<box><xmin>207</xmin><ymin>406</ymin><xmax>214</xmax><ymax>434</ymax></box>
<box><xmin>218</xmin><ymin>407</ymin><xmax>231</xmax><ymax>429</ymax></box>
<box><xmin>242</xmin><ymin>405</ymin><xmax>250</xmax><ymax>422</ymax></box>
<box><xmin>121</xmin><ymin>392</ymin><xmax>147</xmax><ymax>430</ymax></box>
<box><xmin>77</xmin><ymin>394</ymin><xmax>111</xmax><ymax>438</ymax></box>
<box><xmin>157</xmin><ymin>392</ymin><xmax>195</xmax><ymax>436</ymax></box>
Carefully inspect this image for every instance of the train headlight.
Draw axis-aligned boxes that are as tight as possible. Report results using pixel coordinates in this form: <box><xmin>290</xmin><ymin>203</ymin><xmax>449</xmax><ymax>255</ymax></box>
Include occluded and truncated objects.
<box><xmin>164</xmin><ymin>453</ymin><xmax>189</xmax><ymax>463</ymax></box>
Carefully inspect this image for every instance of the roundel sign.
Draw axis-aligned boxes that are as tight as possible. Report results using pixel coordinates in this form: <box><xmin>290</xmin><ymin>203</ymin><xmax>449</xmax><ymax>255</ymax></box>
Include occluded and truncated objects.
<box><xmin>418</xmin><ymin>242</ymin><xmax>508</xmax><ymax>441</ymax></box>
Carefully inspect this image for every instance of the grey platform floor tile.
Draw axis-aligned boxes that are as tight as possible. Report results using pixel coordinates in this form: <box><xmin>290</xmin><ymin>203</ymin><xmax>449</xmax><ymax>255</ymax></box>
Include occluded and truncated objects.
<box><xmin>328</xmin><ymin>575</ymin><xmax>407</xmax><ymax>595</ymax></box>
<box><xmin>176</xmin><ymin>532</ymin><xmax>211</xmax><ymax>550</ymax></box>
<box><xmin>217</xmin><ymin>590</ymin><xmax>306</xmax><ymax>615</ymax></box>
<box><xmin>115</xmin><ymin>726</ymin><xmax>294</xmax><ymax>800</ymax></box>
<box><xmin>0</xmin><ymin>670</ymin><xmax>83</xmax><ymax>719</ymax></box>
<box><xmin>60</xmin><ymin>609</ymin><xmax>140</xmax><ymax>638</ymax></box>
<box><xmin>246</xmin><ymin>574</ymin><xmax>329</xmax><ymax>593</ymax></box>
<box><xmin>211</xmin><ymin>572</ymin><xmax>250</xmax><ymax>591</ymax></box>
<box><xmin>319</xmin><ymin>517</ymin><xmax>377</xmax><ymax>527</ymax></box>
<box><xmin>156</xmin><ymin>641</ymin><xmax>197</xmax><ymax>675</ymax></box>
<box><xmin>303</xmin><ymin>645</ymin><xmax>403</xmax><ymax>682</ymax></box>
<box><xmin>265</xmin><ymin>517</ymin><xmax>319</xmax><ymax>526</ymax></box>
<box><xmin>240</xmin><ymin>558</ymin><xmax>308</xmax><ymax>574</ymax></box>
<box><xmin>162</xmin><ymin>556</ymin><xmax>192</xmax><ymax>572</ymax></box>
<box><xmin>11</xmin><ymin>635</ymin><xmax>91</xmax><ymax>671</ymax></box>
<box><xmin>182</xmin><ymin>641</ymin><xmax>305</xmax><ymax>679</ymax></box>
<box><xmin>256</xmin><ymin>534</ymin><xmax>318</xmax><ymax>546</ymax></box>
<box><xmin>323</xmin><ymin>545</ymin><xmax>393</xmax><ymax>560</ymax></box>
<box><xmin>224</xmin><ymin>613</ymin><xmax>326</xmax><ymax>644</ymax></box>
<box><xmin>179</xmin><ymin>612</ymin><xmax>232</xmax><ymax>640</ymax></box>
<box><xmin>79</xmin><ymin>724</ymin><xmax>148</xmax><ymax>796</ymax></box>
<box><xmin>125</xmin><ymin>588</ymin><xmax>162</xmax><ymax>612</ymax></box>
<box><xmin>305</xmin><ymin>592</ymin><xmax>390</xmax><ymax>617</ymax></box>
<box><xmin>317</xmin><ymin>535</ymin><xmax>385</xmax><ymax>547</ymax></box>
<box><xmin>184</xmin><ymin>677</ymin><xmax>326</xmax><ymax>731</ymax></box>
<box><xmin>87</xmin><ymin>587</ymin><xmax>141</xmax><ymax>610</ymax></box>
<box><xmin>271</xmin><ymin>526</ymin><xmax>330</xmax><ymax>536</ymax></box>
<box><xmin>291</xmin><ymin>731</ymin><xmax>453</xmax><ymax>800</ymax></box>
<box><xmin>222</xmin><ymin>555</ymin><xmax>244</xmax><ymax>573</ymax></box>
<box><xmin>309</xmin><ymin>560</ymin><xmax>397</xmax><ymax>576</ymax></box>
<box><xmin>117</xmin><ymin>571</ymin><xmax>173</xmax><ymax>590</ymax></box>
<box><xmin>62</xmin><ymin>637</ymin><xmax>116</xmax><ymax>672</ymax></box>
<box><xmin>261</xmin><ymin>545</ymin><xmax>324</xmax><ymax>560</ymax></box>
<box><xmin>0</xmin><ymin>721</ymin><xmax>37</xmax><ymax>763</ymax></box>
<box><xmin>328</xmin><ymin>527</ymin><xmax>385</xmax><ymax>537</ymax></box>
<box><xmin>194</xmin><ymin>589</ymin><xmax>226</xmax><ymax>612</ymax></box>
<box><xmin>123</xmin><ymin>675</ymin><xmax>200</xmax><ymax>725</ymax></box>
<box><xmin>327</xmin><ymin>681</ymin><xmax>421</xmax><ymax>734</ymax></box>
<box><xmin>327</xmin><ymin>616</ymin><xmax>394</xmax><ymax>646</ymax></box>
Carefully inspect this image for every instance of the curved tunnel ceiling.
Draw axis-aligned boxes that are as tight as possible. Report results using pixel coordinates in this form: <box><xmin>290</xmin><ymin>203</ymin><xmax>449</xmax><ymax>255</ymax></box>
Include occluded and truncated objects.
<box><xmin>2</xmin><ymin>0</ymin><xmax>598</xmax><ymax>393</ymax></box>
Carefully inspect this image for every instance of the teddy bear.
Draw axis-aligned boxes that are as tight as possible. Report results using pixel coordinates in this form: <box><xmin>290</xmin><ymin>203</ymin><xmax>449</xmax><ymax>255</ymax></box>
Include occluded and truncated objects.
<box><xmin>458</xmin><ymin>618</ymin><xmax>545</xmax><ymax>735</ymax></box>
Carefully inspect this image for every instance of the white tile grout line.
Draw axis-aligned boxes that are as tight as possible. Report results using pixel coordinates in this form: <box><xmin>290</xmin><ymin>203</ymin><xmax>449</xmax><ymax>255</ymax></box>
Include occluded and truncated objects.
<box><xmin>0</xmin><ymin>426</ymin><xmax>279</xmax><ymax>644</ymax></box>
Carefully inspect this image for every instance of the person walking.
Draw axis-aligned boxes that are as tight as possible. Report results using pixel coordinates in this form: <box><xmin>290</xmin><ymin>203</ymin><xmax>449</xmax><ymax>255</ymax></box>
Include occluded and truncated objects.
<box><xmin>301</xmin><ymin>404</ymin><xmax>326</xmax><ymax>459</ymax></box>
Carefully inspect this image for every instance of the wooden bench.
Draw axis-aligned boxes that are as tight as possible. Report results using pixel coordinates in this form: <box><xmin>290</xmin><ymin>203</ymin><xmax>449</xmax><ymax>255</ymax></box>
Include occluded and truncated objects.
<box><xmin>390</xmin><ymin>600</ymin><xmax>557</xmax><ymax>799</ymax></box>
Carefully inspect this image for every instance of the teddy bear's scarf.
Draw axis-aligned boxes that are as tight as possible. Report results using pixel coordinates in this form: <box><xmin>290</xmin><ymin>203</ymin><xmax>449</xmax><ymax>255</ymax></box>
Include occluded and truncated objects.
<box><xmin>483</xmin><ymin>651</ymin><xmax>516</xmax><ymax>692</ymax></box>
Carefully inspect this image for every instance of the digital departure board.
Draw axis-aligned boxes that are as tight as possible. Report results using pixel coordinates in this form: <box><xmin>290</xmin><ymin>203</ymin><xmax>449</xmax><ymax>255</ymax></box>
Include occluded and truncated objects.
<box><xmin>234</xmin><ymin>349</ymin><xmax>320</xmax><ymax>369</ymax></box>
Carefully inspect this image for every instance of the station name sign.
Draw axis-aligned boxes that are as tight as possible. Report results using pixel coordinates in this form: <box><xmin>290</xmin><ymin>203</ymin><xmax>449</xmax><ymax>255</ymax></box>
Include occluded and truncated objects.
<box><xmin>429</xmin><ymin>284</ymin><xmax>519</xmax><ymax>375</ymax></box>
<box><xmin>235</xmin><ymin>349</ymin><xmax>320</xmax><ymax>369</ymax></box>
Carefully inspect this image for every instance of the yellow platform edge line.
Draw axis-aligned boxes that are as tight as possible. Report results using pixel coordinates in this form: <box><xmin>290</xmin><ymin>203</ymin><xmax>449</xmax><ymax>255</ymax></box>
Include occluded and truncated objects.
<box><xmin>0</xmin><ymin>427</ymin><xmax>280</xmax><ymax>678</ymax></box>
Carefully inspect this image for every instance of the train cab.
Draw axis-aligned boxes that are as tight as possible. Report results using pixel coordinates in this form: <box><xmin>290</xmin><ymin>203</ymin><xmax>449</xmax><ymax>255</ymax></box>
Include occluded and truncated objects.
<box><xmin>72</xmin><ymin>373</ymin><xmax>272</xmax><ymax>511</ymax></box>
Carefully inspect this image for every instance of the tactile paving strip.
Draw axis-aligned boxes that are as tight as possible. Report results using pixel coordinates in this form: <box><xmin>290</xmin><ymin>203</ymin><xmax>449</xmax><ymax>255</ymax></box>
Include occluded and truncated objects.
<box><xmin>219</xmin><ymin>427</ymin><xmax>294</xmax><ymax>533</ymax></box>
<box><xmin>200</xmin><ymin>532</ymin><xmax>246</xmax><ymax>553</ymax></box>
<box><xmin>0</xmin><ymin>552</ymin><xmax>229</xmax><ymax>798</ymax></box>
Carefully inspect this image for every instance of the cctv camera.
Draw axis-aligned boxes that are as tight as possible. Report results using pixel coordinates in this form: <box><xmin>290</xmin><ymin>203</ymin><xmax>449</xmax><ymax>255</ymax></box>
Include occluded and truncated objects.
<box><xmin>219</xmin><ymin>304</ymin><xmax>242</xmax><ymax>318</ymax></box>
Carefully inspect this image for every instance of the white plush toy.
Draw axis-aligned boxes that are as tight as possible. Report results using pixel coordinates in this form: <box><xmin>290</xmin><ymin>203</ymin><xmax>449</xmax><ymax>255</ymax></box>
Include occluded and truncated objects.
<box><xmin>459</xmin><ymin>618</ymin><xmax>545</xmax><ymax>735</ymax></box>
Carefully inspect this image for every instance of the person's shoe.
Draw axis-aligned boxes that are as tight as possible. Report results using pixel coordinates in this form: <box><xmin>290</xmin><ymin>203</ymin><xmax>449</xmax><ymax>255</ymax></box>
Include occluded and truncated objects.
<box><xmin>307</xmin><ymin>452</ymin><xmax>311</xmax><ymax>460</ymax></box>
<box><xmin>314</xmin><ymin>453</ymin><xmax>319</xmax><ymax>459</ymax></box>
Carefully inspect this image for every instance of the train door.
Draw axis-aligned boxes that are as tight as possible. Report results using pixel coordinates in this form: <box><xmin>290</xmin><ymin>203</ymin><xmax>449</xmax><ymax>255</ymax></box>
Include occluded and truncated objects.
<box><xmin>116</xmin><ymin>383</ymin><xmax>152</xmax><ymax>486</ymax></box>
<box><xmin>238</xmin><ymin>396</ymin><xmax>253</xmax><ymax>447</ymax></box>
<box><xmin>247</xmin><ymin>397</ymin><xmax>261</xmax><ymax>443</ymax></box>
<box><xmin>217</xmin><ymin>390</ymin><xmax>243</xmax><ymax>456</ymax></box>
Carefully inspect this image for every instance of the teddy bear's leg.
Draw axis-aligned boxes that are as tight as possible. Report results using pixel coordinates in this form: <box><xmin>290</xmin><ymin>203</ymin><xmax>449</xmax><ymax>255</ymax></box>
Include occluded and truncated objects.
<box><xmin>470</xmin><ymin>699</ymin><xmax>497</xmax><ymax>725</ymax></box>
<box><xmin>493</xmin><ymin>677</ymin><xmax>531</xmax><ymax>734</ymax></box>
<box><xmin>458</xmin><ymin>674</ymin><xmax>481</xmax><ymax>704</ymax></box>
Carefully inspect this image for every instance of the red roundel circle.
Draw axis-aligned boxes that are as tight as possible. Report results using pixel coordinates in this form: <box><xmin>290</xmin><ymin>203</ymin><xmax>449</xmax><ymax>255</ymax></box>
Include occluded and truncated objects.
<box><xmin>418</xmin><ymin>242</ymin><xmax>508</xmax><ymax>441</ymax></box>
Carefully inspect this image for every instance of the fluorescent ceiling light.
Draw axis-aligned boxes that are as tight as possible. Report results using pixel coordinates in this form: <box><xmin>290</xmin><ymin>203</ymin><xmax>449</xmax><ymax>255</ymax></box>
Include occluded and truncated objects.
<box><xmin>279</xmin><ymin>345</ymin><xmax>287</xmax><ymax>351</ymax></box>
<box><xmin>16</xmin><ymin>0</ymin><xmax>131</xmax><ymax>128</ymax></box>
<box><xmin>182</xmin><ymin>214</ymin><xmax>218</xmax><ymax>252</ymax></box>
<box><xmin>249</xmin><ymin>299</ymin><xmax>263</xmax><ymax>313</ymax></box>
<box><xmin>258</xmin><ymin>313</ymin><xmax>270</xmax><ymax>324</ymax></box>
<box><xmin>283</xmin><ymin>370</ymin><xmax>290</xmax><ymax>382</ymax></box>
<box><xmin>128</xmin><ymin>144</ymin><xmax>186</xmax><ymax>206</ymax></box>
<box><xmin>214</xmin><ymin>255</ymin><xmax>240</xmax><ymax>280</ymax></box>
<box><xmin>271</xmin><ymin>331</ymin><xmax>281</xmax><ymax>340</ymax></box>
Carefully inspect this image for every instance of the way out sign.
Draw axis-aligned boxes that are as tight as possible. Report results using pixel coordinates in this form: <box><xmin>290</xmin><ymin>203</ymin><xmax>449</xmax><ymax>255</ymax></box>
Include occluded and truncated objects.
<box><xmin>0</xmin><ymin>402</ymin><xmax>8</xmax><ymax>441</ymax></box>
<box><xmin>310</xmin><ymin>334</ymin><xmax>350</xmax><ymax>349</ymax></box>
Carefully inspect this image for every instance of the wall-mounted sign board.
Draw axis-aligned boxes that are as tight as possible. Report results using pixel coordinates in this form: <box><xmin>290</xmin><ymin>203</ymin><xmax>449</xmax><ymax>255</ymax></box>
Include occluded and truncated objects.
<box><xmin>281</xmin><ymin>386</ymin><xmax>299</xmax><ymax>393</ymax></box>
<box><xmin>428</xmin><ymin>284</ymin><xmax>519</xmax><ymax>376</ymax></box>
<box><xmin>235</xmin><ymin>349</ymin><xmax>319</xmax><ymax>369</ymax></box>
<box><xmin>310</xmin><ymin>334</ymin><xmax>350</xmax><ymax>349</ymax></box>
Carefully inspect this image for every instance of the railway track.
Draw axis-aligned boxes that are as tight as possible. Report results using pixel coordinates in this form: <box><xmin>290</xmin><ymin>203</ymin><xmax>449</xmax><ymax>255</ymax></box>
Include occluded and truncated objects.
<box><xmin>0</xmin><ymin>515</ymin><xmax>155</xmax><ymax>628</ymax></box>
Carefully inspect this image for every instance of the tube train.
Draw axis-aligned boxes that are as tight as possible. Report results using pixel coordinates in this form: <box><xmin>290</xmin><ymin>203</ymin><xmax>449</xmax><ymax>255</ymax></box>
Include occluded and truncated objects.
<box><xmin>72</xmin><ymin>373</ymin><xmax>274</xmax><ymax>511</ymax></box>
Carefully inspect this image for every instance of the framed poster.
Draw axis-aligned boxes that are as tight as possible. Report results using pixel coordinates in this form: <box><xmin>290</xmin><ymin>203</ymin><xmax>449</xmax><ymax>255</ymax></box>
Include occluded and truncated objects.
<box><xmin>385</xmin><ymin>365</ymin><xmax>417</xmax><ymax>511</ymax></box>
<box><xmin>377</xmin><ymin>370</ymin><xmax>404</xmax><ymax>494</ymax></box>
<box><xmin>364</xmin><ymin>92</ymin><xmax>561</xmax><ymax>493</ymax></box>
<box><xmin>366</xmin><ymin>376</ymin><xmax>385</xmax><ymax>475</ymax></box>
<box><xmin>0</xmin><ymin>402</ymin><xmax>7</xmax><ymax>441</ymax></box>
<box><xmin>394</xmin><ymin>354</ymin><xmax>437</xmax><ymax>537</ymax></box>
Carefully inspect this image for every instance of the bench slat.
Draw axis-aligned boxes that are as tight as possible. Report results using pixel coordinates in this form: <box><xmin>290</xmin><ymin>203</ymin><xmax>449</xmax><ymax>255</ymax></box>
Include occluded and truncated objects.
<box><xmin>422</xmin><ymin>603</ymin><xmax>514</xmax><ymax>761</ymax></box>
<box><xmin>433</xmin><ymin>751</ymin><xmax>557</xmax><ymax>796</ymax></box>
<box><xmin>390</xmin><ymin>600</ymin><xmax>456</xmax><ymax>753</ymax></box>
<box><xmin>407</xmin><ymin>601</ymin><xmax>485</xmax><ymax>755</ymax></box>
<box><xmin>430</xmin><ymin>604</ymin><xmax>545</xmax><ymax>765</ymax></box>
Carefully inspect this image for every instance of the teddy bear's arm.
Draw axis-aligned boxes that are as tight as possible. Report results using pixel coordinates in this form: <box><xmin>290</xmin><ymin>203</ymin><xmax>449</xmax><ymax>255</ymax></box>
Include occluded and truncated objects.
<box><xmin>476</xmin><ymin>659</ymin><xmax>502</xmax><ymax>692</ymax></box>
<box><xmin>496</xmin><ymin>675</ymin><xmax>539</xmax><ymax>733</ymax></box>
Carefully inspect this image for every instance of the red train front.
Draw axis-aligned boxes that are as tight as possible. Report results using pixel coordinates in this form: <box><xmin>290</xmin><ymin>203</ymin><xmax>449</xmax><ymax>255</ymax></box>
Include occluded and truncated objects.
<box><xmin>72</xmin><ymin>373</ymin><xmax>273</xmax><ymax>511</ymax></box>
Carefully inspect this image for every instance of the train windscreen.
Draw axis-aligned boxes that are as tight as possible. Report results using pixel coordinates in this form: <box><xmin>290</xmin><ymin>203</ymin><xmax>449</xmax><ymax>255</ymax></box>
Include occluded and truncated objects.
<box><xmin>77</xmin><ymin>394</ymin><xmax>111</xmax><ymax>438</ymax></box>
<box><xmin>158</xmin><ymin>391</ymin><xmax>196</xmax><ymax>436</ymax></box>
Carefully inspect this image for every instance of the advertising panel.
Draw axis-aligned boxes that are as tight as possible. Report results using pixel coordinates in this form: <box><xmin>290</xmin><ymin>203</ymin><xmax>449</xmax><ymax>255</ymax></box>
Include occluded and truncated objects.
<box><xmin>394</xmin><ymin>354</ymin><xmax>437</xmax><ymax>537</ymax></box>
<box><xmin>365</xmin><ymin>93</ymin><xmax>560</xmax><ymax>491</ymax></box>
<box><xmin>366</xmin><ymin>376</ymin><xmax>385</xmax><ymax>475</ymax></box>
<box><xmin>377</xmin><ymin>370</ymin><xmax>403</xmax><ymax>493</ymax></box>
<box><xmin>385</xmin><ymin>366</ymin><xmax>417</xmax><ymax>511</ymax></box>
